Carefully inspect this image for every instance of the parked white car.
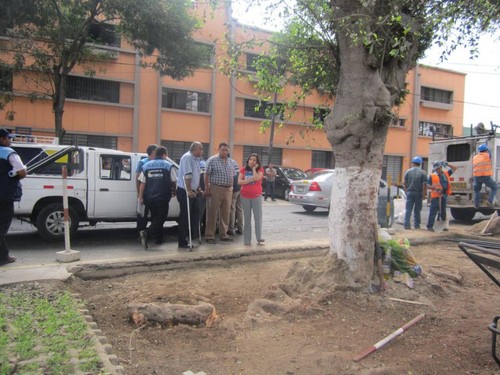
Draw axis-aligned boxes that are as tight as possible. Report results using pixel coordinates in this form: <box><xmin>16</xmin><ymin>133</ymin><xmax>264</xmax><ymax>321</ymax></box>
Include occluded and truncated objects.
<box><xmin>289</xmin><ymin>170</ymin><xmax>406</xmax><ymax>226</ymax></box>
<box><xmin>12</xmin><ymin>140</ymin><xmax>180</xmax><ymax>240</ymax></box>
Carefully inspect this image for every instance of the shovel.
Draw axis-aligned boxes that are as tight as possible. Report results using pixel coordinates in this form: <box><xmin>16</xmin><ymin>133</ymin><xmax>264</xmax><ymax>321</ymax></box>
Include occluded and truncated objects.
<box><xmin>434</xmin><ymin>195</ymin><xmax>445</xmax><ymax>233</ymax></box>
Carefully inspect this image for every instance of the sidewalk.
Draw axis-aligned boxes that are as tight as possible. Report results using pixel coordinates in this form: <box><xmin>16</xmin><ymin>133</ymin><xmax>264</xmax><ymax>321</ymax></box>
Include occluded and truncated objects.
<box><xmin>0</xmin><ymin>228</ymin><xmax>464</xmax><ymax>286</ymax></box>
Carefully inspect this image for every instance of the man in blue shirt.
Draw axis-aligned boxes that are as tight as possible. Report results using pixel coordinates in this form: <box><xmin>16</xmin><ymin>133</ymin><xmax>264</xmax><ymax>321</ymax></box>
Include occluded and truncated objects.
<box><xmin>138</xmin><ymin>146</ymin><xmax>176</xmax><ymax>249</ymax></box>
<box><xmin>0</xmin><ymin>129</ymin><xmax>27</xmax><ymax>265</ymax></box>
<box><xmin>177</xmin><ymin>142</ymin><xmax>204</xmax><ymax>249</ymax></box>
<box><xmin>427</xmin><ymin>161</ymin><xmax>457</xmax><ymax>231</ymax></box>
<box><xmin>136</xmin><ymin>144</ymin><xmax>157</xmax><ymax>234</ymax></box>
<box><xmin>403</xmin><ymin>156</ymin><xmax>427</xmax><ymax>230</ymax></box>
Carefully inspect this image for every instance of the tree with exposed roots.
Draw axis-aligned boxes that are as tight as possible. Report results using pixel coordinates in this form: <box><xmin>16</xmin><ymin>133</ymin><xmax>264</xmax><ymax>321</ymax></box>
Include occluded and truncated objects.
<box><xmin>230</xmin><ymin>0</ymin><xmax>499</xmax><ymax>286</ymax></box>
<box><xmin>0</xmin><ymin>0</ymin><xmax>208</xmax><ymax>138</ymax></box>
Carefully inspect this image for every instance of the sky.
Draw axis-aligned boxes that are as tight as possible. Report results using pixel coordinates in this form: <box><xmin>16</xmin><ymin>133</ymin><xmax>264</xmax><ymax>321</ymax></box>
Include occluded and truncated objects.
<box><xmin>231</xmin><ymin>1</ymin><xmax>500</xmax><ymax>130</ymax></box>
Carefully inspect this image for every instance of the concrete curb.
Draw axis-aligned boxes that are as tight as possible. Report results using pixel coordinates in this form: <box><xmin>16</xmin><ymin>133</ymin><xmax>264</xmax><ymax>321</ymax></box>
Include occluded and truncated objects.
<box><xmin>1</xmin><ymin>230</ymin><xmax>494</xmax><ymax>286</ymax></box>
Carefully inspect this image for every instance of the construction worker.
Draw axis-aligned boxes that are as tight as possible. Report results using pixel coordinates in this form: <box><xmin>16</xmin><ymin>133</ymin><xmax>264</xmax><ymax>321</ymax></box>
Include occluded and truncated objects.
<box><xmin>473</xmin><ymin>143</ymin><xmax>498</xmax><ymax>208</ymax></box>
<box><xmin>403</xmin><ymin>156</ymin><xmax>427</xmax><ymax>229</ymax></box>
<box><xmin>427</xmin><ymin>161</ymin><xmax>457</xmax><ymax>232</ymax></box>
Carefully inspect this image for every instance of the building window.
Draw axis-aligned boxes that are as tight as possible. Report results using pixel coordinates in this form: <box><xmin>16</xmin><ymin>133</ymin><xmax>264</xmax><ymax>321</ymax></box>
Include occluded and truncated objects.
<box><xmin>66</xmin><ymin>76</ymin><xmax>120</xmax><ymax>103</ymax></box>
<box><xmin>196</xmin><ymin>43</ymin><xmax>214</xmax><ymax>67</ymax></box>
<box><xmin>246</xmin><ymin>53</ymin><xmax>259</xmax><ymax>72</ymax></box>
<box><xmin>0</xmin><ymin>67</ymin><xmax>13</xmax><ymax>92</ymax></box>
<box><xmin>162</xmin><ymin>88</ymin><xmax>210</xmax><ymax>113</ymax></box>
<box><xmin>421</xmin><ymin>86</ymin><xmax>453</xmax><ymax>105</ymax></box>
<box><xmin>390</xmin><ymin>118</ymin><xmax>406</xmax><ymax>128</ymax></box>
<box><xmin>382</xmin><ymin>155</ymin><xmax>403</xmax><ymax>185</ymax></box>
<box><xmin>244</xmin><ymin>99</ymin><xmax>284</xmax><ymax>120</ymax></box>
<box><xmin>313</xmin><ymin>107</ymin><xmax>330</xmax><ymax>125</ymax></box>
<box><xmin>243</xmin><ymin>145</ymin><xmax>282</xmax><ymax>166</ymax></box>
<box><xmin>161</xmin><ymin>140</ymin><xmax>209</xmax><ymax>165</ymax></box>
<box><xmin>311</xmin><ymin>150</ymin><xmax>333</xmax><ymax>168</ymax></box>
<box><xmin>89</xmin><ymin>22</ymin><xmax>120</xmax><ymax>47</ymax></box>
<box><xmin>419</xmin><ymin>121</ymin><xmax>452</xmax><ymax>137</ymax></box>
<box><xmin>62</xmin><ymin>133</ymin><xmax>117</xmax><ymax>149</ymax></box>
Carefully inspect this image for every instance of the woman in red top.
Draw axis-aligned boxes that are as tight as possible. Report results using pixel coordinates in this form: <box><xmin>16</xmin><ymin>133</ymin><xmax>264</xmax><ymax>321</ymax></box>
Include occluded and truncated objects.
<box><xmin>238</xmin><ymin>153</ymin><xmax>264</xmax><ymax>246</ymax></box>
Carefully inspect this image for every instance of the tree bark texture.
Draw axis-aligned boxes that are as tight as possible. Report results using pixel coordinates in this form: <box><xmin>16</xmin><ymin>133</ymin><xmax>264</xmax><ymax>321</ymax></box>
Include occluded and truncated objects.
<box><xmin>128</xmin><ymin>302</ymin><xmax>218</xmax><ymax>328</ymax></box>
<box><xmin>326</xmin><ymin>1</ymin><xmax>422</xmax><ymax>283</ymax></box>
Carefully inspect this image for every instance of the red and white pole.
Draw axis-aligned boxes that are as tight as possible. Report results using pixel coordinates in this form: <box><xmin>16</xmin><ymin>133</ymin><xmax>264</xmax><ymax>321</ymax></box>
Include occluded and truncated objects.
<box><xmin>62</xmin><ymin>165</ymin><xmax>71</xmax><ymax>251</ymax></box>
<box><xmin>353</xmin><ymin>313</ymin><xmax>425</xmax><ymax>362</ymax></box>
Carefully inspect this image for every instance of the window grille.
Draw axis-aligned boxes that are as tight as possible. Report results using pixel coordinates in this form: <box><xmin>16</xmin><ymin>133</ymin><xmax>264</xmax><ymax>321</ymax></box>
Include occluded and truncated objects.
<box><xmin>66</xmin><ymin>76</ymin><xmax>120</xmax><ymax>103</ymax></box>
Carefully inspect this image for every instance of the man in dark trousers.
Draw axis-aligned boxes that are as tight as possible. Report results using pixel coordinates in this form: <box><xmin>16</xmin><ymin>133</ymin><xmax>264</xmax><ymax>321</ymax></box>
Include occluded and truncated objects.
<box><xmin>176</xmin><ymin>141</ymin><xmax>204</xmax><ymax>248</ymax></box>
<box><xmin>136</xmin><ymin>144</ymin><xmax>157</xmax><ymax>234</ymax></box>
<box><xmin>138</xmin><ymin>146</ymin><xmax>176</xmax><ymax>249</ymax></box>
<box><xmin>403</xmin><ymin>156</ymin><xmax>427</xmax><ymax>230</ymax></box>
<box><xmin>0</xmin><ymin>129</ymin><xmax>27</xmax><ymax>265</ymax></box>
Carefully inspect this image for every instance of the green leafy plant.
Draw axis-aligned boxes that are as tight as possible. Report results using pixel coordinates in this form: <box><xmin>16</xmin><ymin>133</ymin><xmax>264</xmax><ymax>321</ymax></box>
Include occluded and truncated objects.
<box><xmin>0</xmin><ymin>286</ymin><xmax>104</xmax><ymax>373</ymax></box>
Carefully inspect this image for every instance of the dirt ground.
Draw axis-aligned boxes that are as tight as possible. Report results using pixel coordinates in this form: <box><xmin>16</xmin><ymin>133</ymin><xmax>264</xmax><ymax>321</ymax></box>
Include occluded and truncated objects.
<box><xmin>63</xmin><ymin>228</ymin><xmax>500</xmax><ymax>375</ymax></box>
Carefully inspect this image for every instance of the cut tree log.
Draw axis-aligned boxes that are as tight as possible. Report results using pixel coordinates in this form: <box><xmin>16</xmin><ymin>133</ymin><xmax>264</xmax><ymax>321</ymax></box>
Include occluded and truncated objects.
<box><xmin>429</xmin><ymin>267</ymin><xmax>463</xmax><ymax>284</ymax></box>
<box><xmin>128</xmin><ymin>302</ymin><xmax>218</xmax><ymax>327</ymax></box>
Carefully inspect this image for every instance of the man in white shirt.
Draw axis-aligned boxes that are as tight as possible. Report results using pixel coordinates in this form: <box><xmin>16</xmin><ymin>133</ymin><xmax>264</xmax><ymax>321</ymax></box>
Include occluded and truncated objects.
<box><xmin>0</xmin><ymin>129</ymin><xmax>27</xmax><ymax>265</ymax></box>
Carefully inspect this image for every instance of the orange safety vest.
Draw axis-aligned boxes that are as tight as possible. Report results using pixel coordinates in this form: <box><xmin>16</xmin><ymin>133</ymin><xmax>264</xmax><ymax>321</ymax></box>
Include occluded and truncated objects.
<box><xmin>473</xmin><ymin>152</ymin><xmax>493</xmax><ymax>177</ymax></box>
<box><xmin>430</xmin><ymin>172</ymin><xmax>452</xmax><ymax>198</ymax></box>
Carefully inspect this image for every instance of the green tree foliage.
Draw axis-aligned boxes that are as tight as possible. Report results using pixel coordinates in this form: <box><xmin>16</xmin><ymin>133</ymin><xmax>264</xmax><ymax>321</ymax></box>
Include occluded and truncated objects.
<box><xmin>0</xmin><ymin>0</ymin><xmax>207</xmax><ymax>137</ymax></box>
<box><xmin>228</xmin><ymin>0</ymin><xmax>499</xmax><ymax>281</ymax></box>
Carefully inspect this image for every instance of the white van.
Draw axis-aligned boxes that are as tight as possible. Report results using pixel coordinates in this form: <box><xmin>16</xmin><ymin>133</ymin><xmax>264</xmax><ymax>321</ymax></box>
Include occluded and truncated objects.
<box><xmin>12</xmin><ymin>137</ymin><xmax>180</xmax><ymax>240</ymax></box>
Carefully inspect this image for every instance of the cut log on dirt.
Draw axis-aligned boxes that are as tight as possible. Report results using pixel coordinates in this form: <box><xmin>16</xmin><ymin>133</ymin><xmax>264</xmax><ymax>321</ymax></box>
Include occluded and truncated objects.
<box><xmin>128</xmin><ymin>302</ymin><xmax>218</xmax><ymax>327</ymax></box>
<box><xmin>429</xmin><ymin>267</ymin><xmax>463</xmax><ymax>284</ymax></box>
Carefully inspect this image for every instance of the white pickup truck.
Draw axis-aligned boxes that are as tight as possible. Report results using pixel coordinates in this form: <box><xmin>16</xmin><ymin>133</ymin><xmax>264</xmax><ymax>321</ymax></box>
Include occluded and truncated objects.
<box><xmin>12</xmin><ymin>138</ymin><xmax>180</xmax><ymax>240</ymax></box>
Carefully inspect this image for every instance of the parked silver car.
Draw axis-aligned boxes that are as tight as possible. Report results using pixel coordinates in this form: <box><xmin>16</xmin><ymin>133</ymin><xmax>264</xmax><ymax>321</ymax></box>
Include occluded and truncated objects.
<box><xmin>289</xmin><ymin>170</ymin><xmax>406</xmax><ymax>224</ymax></box>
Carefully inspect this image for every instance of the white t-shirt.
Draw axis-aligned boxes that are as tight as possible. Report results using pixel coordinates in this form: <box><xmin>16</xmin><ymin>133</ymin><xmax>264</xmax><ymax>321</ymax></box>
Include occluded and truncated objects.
<box><xmin>9</xmin><ymin>153</ymin><xmax>27</xmax><ymax>173</ymax></box>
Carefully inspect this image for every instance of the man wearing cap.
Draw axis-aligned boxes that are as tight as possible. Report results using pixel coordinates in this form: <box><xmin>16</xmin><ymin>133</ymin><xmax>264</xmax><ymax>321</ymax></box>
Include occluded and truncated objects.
<box><xmin>0</xmin><ymin>129</ymin><xmax>27</xmax><ymax>265</ymax></box>
<box><xmin>427</xmin><ymin>161</ymin><xmax>457</xmax><ymax>231</ymax></box>
<box><xmin>473</xmin><ymin>143</ymin><xmax>497</xmax><ymax>209</ymax></box>
<box><xmin>403</xmin><ymin>156</ymin><xmax>427</xmax><ymax>230</ymax></box>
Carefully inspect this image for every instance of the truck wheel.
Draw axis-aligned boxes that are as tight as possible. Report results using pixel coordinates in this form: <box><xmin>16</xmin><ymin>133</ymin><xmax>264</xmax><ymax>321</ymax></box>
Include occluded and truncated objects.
<box><xmin>36</xmin><ymin>203</ymin><xmax>79</xmax><ymax>241</ymax></box>
<box><xmin>450</xmin><ymin>208</ymin><xmax>476</xmax><ymax>222</ymax></box>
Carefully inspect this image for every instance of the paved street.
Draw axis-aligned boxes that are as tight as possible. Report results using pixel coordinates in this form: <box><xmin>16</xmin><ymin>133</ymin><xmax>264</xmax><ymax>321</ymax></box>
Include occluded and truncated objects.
<box><xmin>4</xmin><ymin>198</ymin><xmax>486</xmax><ymax>269</ymax></box>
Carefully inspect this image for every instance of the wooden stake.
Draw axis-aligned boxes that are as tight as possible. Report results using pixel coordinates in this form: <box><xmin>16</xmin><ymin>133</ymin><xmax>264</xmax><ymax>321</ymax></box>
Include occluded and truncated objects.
<box><xmin>353</xmin><ymin>313</ymin><xmax>425</xmax><ymax>362</ymax></box>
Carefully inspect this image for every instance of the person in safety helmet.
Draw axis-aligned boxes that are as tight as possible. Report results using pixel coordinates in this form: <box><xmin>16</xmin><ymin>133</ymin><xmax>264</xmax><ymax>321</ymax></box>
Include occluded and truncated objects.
<box><xmin>426</xmin><ymin>160</ymin><xmax>457</xmax><ymax>231</ymax></box>
<box><xmin>403</xmin><ymin>156</ymin><xmax>427</xmax><ymax>230</ymax></box>
<box><xmin>472</xmin><ymin>143</ymin><xmax>498</xmax><ymax>209</ymax></box>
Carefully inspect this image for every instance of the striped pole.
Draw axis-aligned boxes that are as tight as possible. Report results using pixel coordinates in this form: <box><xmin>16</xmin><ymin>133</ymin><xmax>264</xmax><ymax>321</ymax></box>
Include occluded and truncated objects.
<box><xmin>353</xmin><ymin>313</ymin><xmax>425</xmax><ymax>362</ymax></box>
<box><xmin>62</xmin><ymin>165</ymin><xmax>71</xmax><ymax>251</ymax></box>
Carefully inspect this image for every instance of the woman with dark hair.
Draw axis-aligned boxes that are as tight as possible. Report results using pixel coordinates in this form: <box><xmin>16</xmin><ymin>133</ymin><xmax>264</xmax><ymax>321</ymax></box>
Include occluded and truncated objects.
<box><xmin>238</xmin><ymin>153</ymin><xmax>265</xmax><ymax>246</ymax></box>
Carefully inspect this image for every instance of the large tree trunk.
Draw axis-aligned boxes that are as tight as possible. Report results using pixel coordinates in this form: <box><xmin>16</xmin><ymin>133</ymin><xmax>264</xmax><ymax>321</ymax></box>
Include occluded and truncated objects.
<box><xmin>326</xmin><ymin>1</ymin><xmax>421</xmax><ymax>285</ymax></box>
<box><xmin>325</xmin><ymin>30</ymin><xmax>391</xmax><ymax>284</ymax></box>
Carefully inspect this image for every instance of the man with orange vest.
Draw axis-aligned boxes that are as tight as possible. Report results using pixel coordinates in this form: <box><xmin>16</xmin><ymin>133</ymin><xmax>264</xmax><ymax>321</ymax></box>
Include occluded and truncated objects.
<box><xmin>473</xmin><ymin>143</ymin><xmax>498</xmax><ymax>208</ymax></box>
<box><xmin>426</xmin><ymin>161</ymin><xmax>457</xmax><ymax>232</ymax></box>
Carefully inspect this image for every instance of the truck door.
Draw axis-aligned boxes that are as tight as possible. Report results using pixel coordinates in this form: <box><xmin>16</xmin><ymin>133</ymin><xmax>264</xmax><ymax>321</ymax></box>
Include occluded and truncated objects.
<box><xmin>93</xmin><ymin>154</ymin><xmax>137</xmax><ymax>218</ymax></box>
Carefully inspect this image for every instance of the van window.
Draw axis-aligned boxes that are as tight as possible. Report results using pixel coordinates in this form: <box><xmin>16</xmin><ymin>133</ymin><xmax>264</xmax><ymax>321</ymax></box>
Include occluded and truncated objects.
<box><xmin>14</xmin><ymin>147</ymin><xmax>83</xmax><ymax>176</ymax></box>
<box><xmin>446</xmin><ymin>143</ymin><xmax>471</xmax><ymax>162</ymax></box>
<box><xmin>100</xmin><ymin>155</ymin><xmax>131</xmax><ymax>181</ymax></box>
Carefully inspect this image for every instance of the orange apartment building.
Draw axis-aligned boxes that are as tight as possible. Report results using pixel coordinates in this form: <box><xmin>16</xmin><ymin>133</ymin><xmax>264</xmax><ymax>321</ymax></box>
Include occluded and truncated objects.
<box><xmin>0</xmin><ymin>1</ymin><xmax>465</xmax><ymax>184</ymax></box>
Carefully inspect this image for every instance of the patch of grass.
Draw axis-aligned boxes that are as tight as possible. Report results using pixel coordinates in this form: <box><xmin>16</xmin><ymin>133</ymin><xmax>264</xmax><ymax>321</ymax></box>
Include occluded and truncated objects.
<box><xmin>0</xmin><ymin>285</ymin><xmax>105</xmax><ymax>373</ymax></box>
<box><xmin>79</xmin><ymin>347</ymin><xmax>102</xmax><ymax>372</ymax></box>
